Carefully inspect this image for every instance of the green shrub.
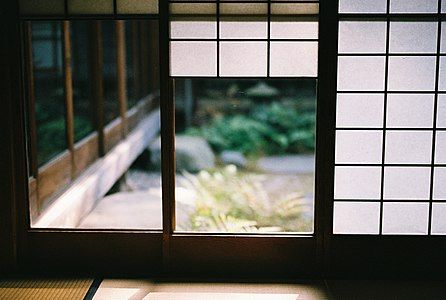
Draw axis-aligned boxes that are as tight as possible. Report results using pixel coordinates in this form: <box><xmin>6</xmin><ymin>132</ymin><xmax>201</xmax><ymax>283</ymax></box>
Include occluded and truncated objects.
<box><xmin>185</xmin><ymin>102</ymin><xmax>315</xmax><ymax>156</ymax></box>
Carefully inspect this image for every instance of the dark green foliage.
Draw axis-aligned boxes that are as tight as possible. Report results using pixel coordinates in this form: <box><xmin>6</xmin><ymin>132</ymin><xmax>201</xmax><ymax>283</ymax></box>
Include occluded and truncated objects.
<box><xmin>186</xmin><ymin>102</ymin><xmax>316</xmax><ymax>156</ymax></box>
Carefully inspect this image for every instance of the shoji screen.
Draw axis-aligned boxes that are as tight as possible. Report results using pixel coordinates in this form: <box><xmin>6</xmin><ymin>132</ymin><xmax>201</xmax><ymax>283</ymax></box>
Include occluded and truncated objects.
<box><xmin>334</xmin><ymin>0</ymin><xmax>446</xmax><ymax>235</ymax></box>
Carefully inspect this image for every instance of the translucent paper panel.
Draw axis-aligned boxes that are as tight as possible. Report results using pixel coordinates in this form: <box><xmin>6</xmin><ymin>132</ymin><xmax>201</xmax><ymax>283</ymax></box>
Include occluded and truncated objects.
<box><xmin>338</xmin><ymin>21</ymin><xmax>387</xmax><ymax>54</ymax></box>
<box><xmin>19</xmin><ymin>0</ymin><xmax>64</xmax><ymax>15</ymax></box>
<box><xmin>336</xmin><ymin>94</ymin><xmax>384</xmax><ymax>128</ymax></box>
<box><xmin>270</xmin><ymin>21</ymin><xmax>318</xmax><ymax>40</ymax></box>
<box><xmin>438</xmin><ymin>96</ymin><xmax>446</xmax><ymax>128</ymax></box>
<box><xmin>339</xmin><ymin>0</ymin><xmax>387</xmax><ymax>13</ymax></box>
<box><xmin>382</xmin><ymin>203</ymin><xmax>429</xmax><ymax>235</ymax></box>
<box><xmin>117</xmin><ymin>0</ymin><xmax>158</xmax><ymax>14</ymax></box>
<box><xmin>270</xmin><ymin>42</ymin><xmax>318</xmax><ymax>77</ymax></box>
<box><xmin>337</xmin><ymin>56</ymin><xmax>386</xmax><ymax>91</ymax></box>
<box><xmin>335</xmin><ymin>131</ymin><xmax>383</xmax><ymax>164</ymax></box>
<box><xmin>385</xmin><ymin>131</ymin><xmax>432</xmax><ymax>164</ymax></box>
<box><xmin>68</xmin><ymin>0</ymin><xmax>114</xmax><ymax>14</ymax></box>
<box><xmin>334</xmin><ymin>167</ymin><xmax>382</xmax><ymax>199</ymax></box>
<box><xmin>388</xmin><ymin>56</ymin><xmax>436</xmax><ymax>91</ymax></box>
<box><xmin>433</xmin><ymin>168</ymin><xmax>446</xmax><ymax>199</ymax></box>
<box><xmin>170</xmin><ymin>42</ymin><xmax>217</xmax><ymax>76</ymax></box>
<box><xmin>432</xmin><ymin>203</ymin><xmax>446</xmax><ymax>235</ymax></box>
<box><xmin>220</xmin><ymin>21</ymin><xmax>267</xmax><ymax>39</ymax></box>
<box><xmin>386</xmin><ymin>94</ymin><xmax>434</xmax><ymax>128</ymax></box>
<box><xmin>390</xmin><ymin>0</ymin><xmax>438</xmax><ymax>13</ymax></box>
<box><xmin>220</xmin><ymin>42</ymin><xmax>267</xmax><ymax>76</ymax></box>
<box><xmin>438</xmin><ymin>58</ymin><xmax>446</xmax><ymax>91</ymax></box>
<box><xmin>435</xmin><ymin>132</ymin><xmax>446</xmax><ymax>163</ymax></box>
<box><xmin>442</xmin><ymin>23</ymin><xmax>446</xmax><ymax>53</ymax></box>
<box><xmin>170</xmin><ymin>21</ymin><xmax>217</xmax><ymax>39</ymax></box>
<box><xmin>384</xmin><ymin>167</ymin><xmax>431</xmax><ymax>200</ymax></box>
<box><xmin>333</xmin><ymin>202</ymin><xmax>380</xmax><ymax>234</ymax></box>
<box><xmin>389</xmin><ymin>22</ymin><xmax>438</xmax><ymax>53</ymax></box>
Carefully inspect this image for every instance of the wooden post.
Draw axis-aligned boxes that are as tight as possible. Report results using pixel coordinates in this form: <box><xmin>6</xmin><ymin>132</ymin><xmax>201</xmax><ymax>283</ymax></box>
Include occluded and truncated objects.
<box><xmin>116</xmin><ymin>20</ymin><xmax>128</xmax><ymax>137</ymax></box>
<box><xmin>131</xmin><ymin>20</ymin><xmax>141</xmax><ymax>100</ymax></box>
<box><xmin>23</xmin><ymin>21</ymin><xmax>38</xmax><ymax>178</ymax></box>
<box><xmin>62</xmin><ymin>21</ymin><xmax>75</xmax><ymax>178</ymax></box>
<box><xmin>90</xmin><ymin>21</ymin><xmax>105</xmax><ymax>157</ymax></box>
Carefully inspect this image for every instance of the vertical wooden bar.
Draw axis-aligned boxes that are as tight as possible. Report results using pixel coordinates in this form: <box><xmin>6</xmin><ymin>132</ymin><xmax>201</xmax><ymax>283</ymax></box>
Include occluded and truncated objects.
<box><xmin>116</xmin><ymin>20</ymin><xmax>128</xmax><ymax>137</ymax></box>
<box><xmin>62</xmin><ymin>21</ymin><xmax>75</xmax><ymax>178</ymax></box>
<box><xmin>90</xmin><ymin>21</ymin><xmax>105</xmax><ymax>156</ymax></box>
<box><xmin>23</xmin><ymin>21</ymin><xmax>38</xmax><ymax>178</ymax></box>
<box><xmin>159</xmin><ymin>0</ymin><xmax>175</xmax><ymax>274</ymax></box>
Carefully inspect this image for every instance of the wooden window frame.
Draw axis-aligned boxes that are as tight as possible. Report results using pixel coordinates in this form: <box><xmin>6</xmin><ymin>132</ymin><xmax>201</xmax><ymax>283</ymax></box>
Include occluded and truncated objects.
<box><xmin>2</xmin><ymin>0</ymin><xmax>446</xmax><ymax>279</ymax></box>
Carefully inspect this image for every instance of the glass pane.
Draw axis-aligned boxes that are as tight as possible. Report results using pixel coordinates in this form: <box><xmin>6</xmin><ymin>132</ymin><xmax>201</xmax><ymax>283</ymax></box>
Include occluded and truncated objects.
<box><xmin>390</xmin><ymin>0</ymin><xmax>438</xmax><ymax>13</ymax></box>
<box><xmin>385</xmin><ymin>131</ymin><xmax>432</xmax><ymax>164</ymax></box>
<box><xmin>389</xmin><ymin>22</ymin><xmax>438</xmax><ymax>53</ymax></box>
<box><xmin>31</xmin><ymin>19</ymin><xmax>162</xmax><ymax>229</ymax></box>
<box><xmin>336</xmin><ymin>94</ymin><xmax>384</xmax><ymax>128</ymax></box>
<box><xmin>432</xmin><ymin>203</ymin><xmax>446</xmax><ymax>235</ymax></box>
<box><xmin>439</xmin><ymin>95</ymin><xmax>446</xmax><ymax>128</ymax></box>
<box><xmin>270</xmin><ymin>42</ymin><xmax>318</xmax><ymax>77</ymax></box>
<box><xmin>339</xmin><ymin>0</ymin><xmax>387</xmax><ymax>13</ymax></box>
<box><xmin>338</xmin><ymin>21</ymin><xmax>387</xmax><ymax>54</ymax></box>
<box><xmin>386</xmin><ymin>94</ymin><xmax>434</xmax><ymax>128</ymax></box>
<box><xmin>171</xmin><ymin>21</ymin><xmax>217</xmax><ymax>39</ymax></box>
<box><xmin>382</xmin><ymin>202</ymin><xmax>429</xmax><ymax>235</ymax></box>
<box><xmin>174</xmin><ymin>78</ymin><xmax>317</xmax><ymax>233</ymax></box>
<box><xmin>71</xmin><ymin>21</ymin><xmax>94</xmax><ymax>143</ymax></box>
<box><xmin>68</xmin><ymin>0</ymin><xmax>114</xmax><ymax>14</ymax></box>
<box><xmin>337</xmin><ymin>56</ymin><xmax>386</xmax><ymax>91</ymax></box>
<box><xmin>270</xmin><ymin>21</ymin><xmax>318</xmax><ymax>40</ymax></box>
<box><xmin>434</xmin><ymin>168</ymin><xmax>446</xmax><ymax>200</ymax></box>
<box><xmin>19</xmin><ymin>0</ymin><xmax>65</xmax><ymax>15</ymax></box>
<box><xmin>102</xmin><ymin>21</ymin><xmax>119</xmax><ymax>124</ymax></box>
<box><xmin>384</xmin><ymin>167</ymin><xmax>431</xmax><ymax>200</ymax></box>
<box><xmin>32</xmin><ymin>21</ymin><xmax>66</xmax><ymax>165</ymax></box>
<box><xmin>220</xmin><ymin>20</ymin><xmax>267</xmax><ymax>39</ymax></box>
<box><xmin>170</xmin><ymin>3</ymin><xmax>216</xmax><ymax>15</ymax></box>
<box><xmin>117</xmin><ymin>0</ymin><xmax>158</xmax><ymax>14</ymax></box>
<box><xmin>435</xmin><ymin>132</ymin><xmax>446</xmax><ymax>164</ymax></box>
<box><xmin>170</xmin><ymin>42</ymin><xmax>217</xmax><ymax>76</ymax></box>
<box><xmin>335</xmin><ymin>130</ymin><xmax>383</xmax><ymax>164</ymax></box>
<box><xmin>334</xmin><ymin>167</ymin><xmax>382</xmax><ymax>199</ymax></box>
<box><xmin>221</xmin><ymin>3</ymin><xmax>267</xmax><ymax>15</ymax></box>
<box><xmin>333</xmin><ymin>202</ymin><xmax>380</xmax><ymax>234</ymax></box>
<box><xmin>220</xmin><ymin>42</ymin><xmax>267</xmax><ymax>77</ymax></box>
<box><xmin>271</xmin><ymin>3</ymin><xmax>319</xmax><ymax>15</ymax></box>
<box><xmin>388</xmin><ymin>56</ymin><xmax>436</xmax><ymax>91</ymax></box>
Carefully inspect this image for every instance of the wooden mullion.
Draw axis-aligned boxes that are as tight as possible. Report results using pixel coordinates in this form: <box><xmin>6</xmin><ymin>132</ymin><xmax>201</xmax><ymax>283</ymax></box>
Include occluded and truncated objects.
<box><xmin>62</xmin><ymin>21</ymin><xmax>75</xmax><ymax>179</ymax></box>
<box><xmin>116</xmin><ymin>20</ymin><xmax>128</xmax><ymax>137</ymax></box>
<box><xmin>90</xmin><ymin>21</ymin><xmax>105</xmax><ymax>157</ymax></box>
<box><xmin>23</xmin><ymin>21</ymin><xmax>38</xmax><ymax>178</ymax></box>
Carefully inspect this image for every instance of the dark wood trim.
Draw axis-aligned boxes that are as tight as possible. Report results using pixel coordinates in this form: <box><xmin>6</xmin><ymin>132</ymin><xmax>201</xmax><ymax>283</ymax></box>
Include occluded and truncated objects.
<box><xmin>23</xmin><ymin>21</ymin><xmax>38</xmax><ymax>178</ymax></box>
<box><xmin>116</xmin><ymin>20</ymin><xmax>128</xmax><ymax>137</ymax></box>
<box><xmin>159</xmin><ymin>0</ymin><xmax>175</xmax><ymax>274</ymax></box>
<box><xmin>316</xmin><ymin>0</ymin><xmax>338</xmax><ymax>276</ymax></box>
<box><xmin>90</xmin><ymin>21</ymin><xmax>105</xmax><ymax>157</ymax></box>
<box><xmin>62</xmin><ymin>20</ymin><xmax>76</xmax><ymax>179</ymax></box>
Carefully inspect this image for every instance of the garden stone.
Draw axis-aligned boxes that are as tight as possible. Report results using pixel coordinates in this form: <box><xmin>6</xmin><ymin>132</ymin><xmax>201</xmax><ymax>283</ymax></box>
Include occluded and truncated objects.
<box><xmin>149</xmin><ymin>135</ymin><xmax>215</xmax><ymax>173</ymax></box>
<box><xmin>220</xmin><ymin>150</ymin><xmax>247</xmax><ymax>168</ymax></box>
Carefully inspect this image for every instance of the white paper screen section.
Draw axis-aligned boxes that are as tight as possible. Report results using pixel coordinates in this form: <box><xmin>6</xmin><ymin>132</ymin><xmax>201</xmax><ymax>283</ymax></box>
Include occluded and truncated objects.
<box><xmin>169</xmin><ymin>2</ymin><xmax>319</xmax><ymax>77</ymax></box>
<box><xmin>335</xmin><ymin>4</ymin><xmax>443</xmax><ymax>235</ymax></box>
